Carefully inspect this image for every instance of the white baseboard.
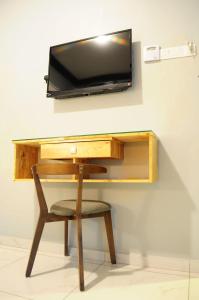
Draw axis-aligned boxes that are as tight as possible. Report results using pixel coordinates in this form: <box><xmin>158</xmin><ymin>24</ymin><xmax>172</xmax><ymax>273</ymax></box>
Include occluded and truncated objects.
<box><xmin>0</xmin><ymin>235</ymin><xmax>192</xmax><ymax>273</ymax></box>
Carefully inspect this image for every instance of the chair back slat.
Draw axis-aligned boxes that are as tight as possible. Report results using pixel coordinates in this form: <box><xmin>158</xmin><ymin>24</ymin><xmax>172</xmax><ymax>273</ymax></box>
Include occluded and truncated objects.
<box><xmin>32</xmin><ymin>165</ymin><xmax>48</xmax><ymax>216</ymax></box>
<box><xmin>35</xmin><ymin>163</ymin><xmax>107</xmax><ymax>176</ymax></box>
<box><xmin>36</xmin><ymin>163</ymin><xmax>79</xmax><ymax>176</ymax></box>
<box><xmin>82</xmin><ymin>164</ymin><xmax>107</xmax><ymax>175</ymax></box>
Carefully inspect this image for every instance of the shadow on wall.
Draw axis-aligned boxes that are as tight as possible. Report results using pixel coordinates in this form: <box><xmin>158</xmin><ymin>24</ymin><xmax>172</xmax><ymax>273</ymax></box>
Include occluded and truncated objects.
<box><xmin>107</xmin><ymin>140</ymin><xmax>194</xmax><ymax>267</ymax></box>
<box><xmin>53</xmin><ymin>42</ymin><xmax>143</xmax><ymax>113</ymax></box>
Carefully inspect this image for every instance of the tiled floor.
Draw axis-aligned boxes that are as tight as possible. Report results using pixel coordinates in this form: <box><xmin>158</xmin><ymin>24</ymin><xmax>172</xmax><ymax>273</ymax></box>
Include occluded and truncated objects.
<box><xmin>0</xmin><ymin>245</ymin><xmax>192</xmax><ymax>300</ymax></box>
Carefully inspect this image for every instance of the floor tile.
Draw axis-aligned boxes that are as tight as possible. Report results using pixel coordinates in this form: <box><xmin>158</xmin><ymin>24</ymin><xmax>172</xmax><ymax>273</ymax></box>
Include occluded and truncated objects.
<box><xmin>65</xmin><ymin>263</ymin><xmax>189</xmax><ymax>300</ymax></box>
<box><xmin>88</xmin><ymin>263</ymin><xmax>188</xmax><ymax>287</ymax></box>
<box><xmin>0</xmin><ymin>291</ymin><xmax>29</xmax><ymax>300</ymax></box>
<box><xmin>0</xmin><ymin>246</ymin><xmax>190</xmax><ymax>300</ymax></box>
<box><xmin>65</xmin><ymin>282</ymin><xmax>188</xmax><ymax>300</ymax></box>
<box><xmin>0</xmin><ymin>252</ymin><xmax>101</xmax><ymax>300</ymax></box>
<box><xmin>0</xmin><ymin>247</ymin><xmax>26</xmax><ymax>269</ymax></box>
<box><xmin>188</xmin><ymin>277</ymin><xmax>199</xmax><ymax>300</ymax></box>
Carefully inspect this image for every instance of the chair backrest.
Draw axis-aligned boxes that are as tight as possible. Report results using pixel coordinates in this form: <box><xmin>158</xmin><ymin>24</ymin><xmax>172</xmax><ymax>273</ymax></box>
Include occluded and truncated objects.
<box><xmin>31</xmin><ymin>163</ymin><xmax>107</xmax><ymax>216</ymax></box>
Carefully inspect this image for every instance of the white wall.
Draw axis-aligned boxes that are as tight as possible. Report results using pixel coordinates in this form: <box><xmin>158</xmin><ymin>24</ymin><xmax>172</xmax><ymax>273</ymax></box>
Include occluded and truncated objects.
<box><xmin>0</xmin><ymin>0</ymin><xmax>199</xmax><ymax>265</ymax></box>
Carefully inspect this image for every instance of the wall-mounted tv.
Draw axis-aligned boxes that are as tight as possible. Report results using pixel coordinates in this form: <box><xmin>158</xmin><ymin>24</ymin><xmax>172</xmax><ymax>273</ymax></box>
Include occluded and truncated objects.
<box><xmin>46</xmin><ymin>29</ymin><xmax>132</xmax><ymax>99</ymax></box>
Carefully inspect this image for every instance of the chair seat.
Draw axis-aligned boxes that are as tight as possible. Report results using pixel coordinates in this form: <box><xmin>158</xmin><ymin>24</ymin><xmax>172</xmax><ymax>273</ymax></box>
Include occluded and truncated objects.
<box><xmin>50</xmin><ymin>200</ymin><xmax>111</xmax><ymax>216</ymax></box>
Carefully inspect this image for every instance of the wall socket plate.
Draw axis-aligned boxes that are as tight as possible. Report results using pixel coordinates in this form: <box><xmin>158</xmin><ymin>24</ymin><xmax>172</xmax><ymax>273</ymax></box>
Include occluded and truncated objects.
<box><xmin>160</xmin><ymin>43</ymin><xmax>197</xmax><ymax>60</ymax></box>
<box><xmin>144</xmin><ymin>45</ymin><xmax>160</xmax><ymax>62</ymax></box>
<box><xmin>144</xmin><ymin>42</ymin><xmax>197</xmax><ymax>62</ymax></box>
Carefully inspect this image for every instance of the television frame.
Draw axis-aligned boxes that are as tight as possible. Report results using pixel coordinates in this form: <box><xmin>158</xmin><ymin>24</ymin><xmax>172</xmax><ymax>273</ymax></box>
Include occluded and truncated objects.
<box><xmin>46</xmin><ymin>29</ymin><xmax>132</xmax><ymax>99</ymax></box>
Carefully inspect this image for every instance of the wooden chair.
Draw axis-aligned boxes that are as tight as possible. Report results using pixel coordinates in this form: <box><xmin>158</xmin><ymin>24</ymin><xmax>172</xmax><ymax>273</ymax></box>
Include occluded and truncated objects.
<box><xmin>25</xmin><ymin>163</ymin><xmax>116</xmax><ymax>291</ymax></box>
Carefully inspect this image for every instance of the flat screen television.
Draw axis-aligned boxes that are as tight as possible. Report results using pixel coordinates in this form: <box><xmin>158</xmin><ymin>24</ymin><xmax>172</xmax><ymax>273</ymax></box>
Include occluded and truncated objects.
<box><xmin>46</xmin><ymin>29</ymin><xmax>132</xmax><ymax>99</ymax></box>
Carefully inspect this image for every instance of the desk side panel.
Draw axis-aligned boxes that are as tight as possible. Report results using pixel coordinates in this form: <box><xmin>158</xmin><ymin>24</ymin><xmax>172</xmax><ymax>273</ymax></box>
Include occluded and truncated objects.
<box><xmin>149</xmin><ymin>134</ymin><xmax>158</xmax><ymax>182</ymax></box>
<box><xmin>14</xmin><ymin>144</ymin><xmax>39</xmax><ymax>179</ymax></box>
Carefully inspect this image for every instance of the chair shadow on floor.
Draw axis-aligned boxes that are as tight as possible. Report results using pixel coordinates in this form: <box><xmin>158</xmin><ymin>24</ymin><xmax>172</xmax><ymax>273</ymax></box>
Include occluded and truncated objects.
<box><xmin>30</xmin><ymin>256</ymin><xmax>143</xmax><ymax>290</ymax></box>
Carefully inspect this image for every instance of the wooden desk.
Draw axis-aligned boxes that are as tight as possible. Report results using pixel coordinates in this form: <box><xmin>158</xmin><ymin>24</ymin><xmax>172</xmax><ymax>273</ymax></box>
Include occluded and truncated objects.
<box><xmin>12</xmin><ymin>131</ymin><xmax>158</xmax><ymax>183</ymax></box>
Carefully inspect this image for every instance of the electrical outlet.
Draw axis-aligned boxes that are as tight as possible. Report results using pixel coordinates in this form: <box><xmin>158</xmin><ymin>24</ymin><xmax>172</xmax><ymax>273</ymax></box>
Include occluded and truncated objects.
<box><xmin>144</xmin><ymin>45</ymin><xmax>160</xmax><ymax>62</ymax></box>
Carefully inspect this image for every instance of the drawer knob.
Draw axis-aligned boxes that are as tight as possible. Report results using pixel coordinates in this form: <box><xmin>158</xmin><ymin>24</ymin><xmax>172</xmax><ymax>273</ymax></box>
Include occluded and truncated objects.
<box><xmin>70</xmin><ymin>145</ymin><xmax>77</xmax><ymax>154</ymax></box>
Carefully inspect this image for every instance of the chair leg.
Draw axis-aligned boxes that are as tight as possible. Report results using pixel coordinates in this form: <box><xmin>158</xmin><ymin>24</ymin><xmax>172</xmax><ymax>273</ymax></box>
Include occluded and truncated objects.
<box><xmin>64</xmin><ymin>220</ymin><xmax>69</xmax><ymax>256</ymax></box>
<box><xmin>77</xmin><ymin>218</ymin><xmax>84</xmax><ymax>291</ymax></box>
<box><xmin>104</xmin><ymin>211</ymin><xmax>116</xmax><ymax>264</ymax></box>
<box><xmin>26</xmin><ymin>216</ymin><xmax>45</xmax><ymax>277</ymax></box>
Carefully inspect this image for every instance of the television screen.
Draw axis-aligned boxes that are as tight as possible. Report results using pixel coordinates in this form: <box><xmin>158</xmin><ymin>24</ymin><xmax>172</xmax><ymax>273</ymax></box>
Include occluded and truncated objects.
<box><xmin>47</xmin><ymin>29</ymin><xmax>132</xmax><ymax>99</ymax></box>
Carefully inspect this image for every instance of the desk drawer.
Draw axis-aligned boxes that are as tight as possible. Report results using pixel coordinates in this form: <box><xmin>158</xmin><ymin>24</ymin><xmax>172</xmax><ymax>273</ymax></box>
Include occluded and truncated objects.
<box><xmin>40</xmin><ymin>140</ymin><xmax>123</xmax><ymax>160</ymax></box>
